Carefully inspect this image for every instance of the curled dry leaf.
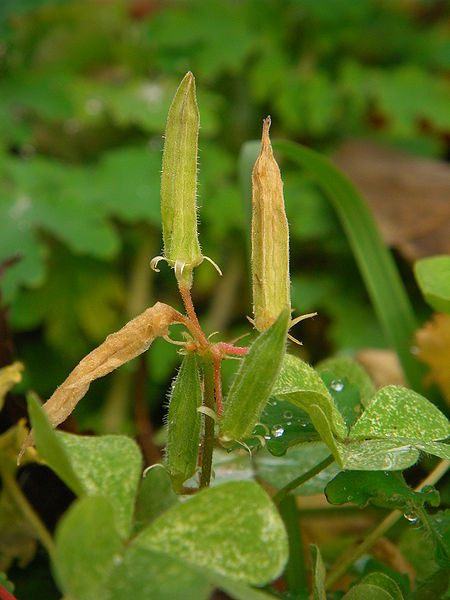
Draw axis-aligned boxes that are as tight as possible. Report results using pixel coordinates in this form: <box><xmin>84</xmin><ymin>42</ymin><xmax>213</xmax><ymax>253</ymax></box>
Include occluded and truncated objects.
<box><xmin>415</xmin><ymin>313</ymin><xmax>450</xmax><ymax>404</ymax></box>
<box><xmin>20</xmin><ymin>302</ymin><xmax>184</xmax><ymax>458</ymax></box>
<box><xmin>0</xmin><ymin>362</ymin><xmax>24</xmax><ymax>411</ymax></box>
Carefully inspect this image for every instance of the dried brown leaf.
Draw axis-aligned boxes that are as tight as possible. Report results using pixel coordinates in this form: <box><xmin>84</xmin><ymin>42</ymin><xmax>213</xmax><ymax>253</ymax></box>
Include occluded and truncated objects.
<box><xmin>21</xmin><ymin>302</ymin><xmax>183</xmax><ymax>455</ymax></box>
<box><xmin>415</xmin><ymin>313</ymin><xmax>450</xmax><ymax>404</ymax></box>
<box><xmin>0</xmin><ymin>361</ymin><xmax>24</xmax><ymax>411</ymax></box>
<box><xmin>334</xmin><ymin>141</ymin><xmax>450</xmax><ymax>262</ymax></box>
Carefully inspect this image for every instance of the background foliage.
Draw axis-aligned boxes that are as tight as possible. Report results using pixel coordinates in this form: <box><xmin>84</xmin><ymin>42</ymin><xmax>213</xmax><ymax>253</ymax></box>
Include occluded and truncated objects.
<box><xmin>0</xmin><ymin>0</ymin><xmax>449</xmax><ymax>598</ymax></box>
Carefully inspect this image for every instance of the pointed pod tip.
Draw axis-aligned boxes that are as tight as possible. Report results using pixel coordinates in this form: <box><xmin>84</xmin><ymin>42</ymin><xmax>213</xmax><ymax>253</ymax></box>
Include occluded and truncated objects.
<box><xmin>182</xmin><ymin>71</ymin><xmax>195</xmax><ymax>86</ymax></box>
<box><xmin>260</xmin><ymin>116</ymin><xmax>274</xmax><ymax>155</ymax></box>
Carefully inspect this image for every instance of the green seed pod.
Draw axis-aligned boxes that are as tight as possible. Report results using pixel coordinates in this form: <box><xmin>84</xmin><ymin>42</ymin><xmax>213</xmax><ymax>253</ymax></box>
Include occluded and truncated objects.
<box><xmin>166</xmin><ymin>352</ymin><xmax>202</xmax><ymax>492</ymax></box>
<box><xmin>160</xmin><ymin>72</ymin><xmax>202</xmax><ymax>287</ymax></box>
<box><xmin>252</xmin><ymin>117</ymin><xmax>291</xmax><ymax>331</ymax></box>
<box><xmin>220</xmin><ymin>309</ymin><xmax>289</xmax><ymax>442</ymax></box>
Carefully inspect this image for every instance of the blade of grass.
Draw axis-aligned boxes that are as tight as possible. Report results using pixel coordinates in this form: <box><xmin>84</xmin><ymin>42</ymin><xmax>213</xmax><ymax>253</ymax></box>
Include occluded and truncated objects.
<box><xmin>239</xmin><ymin>139</ymin><xmax>426</xmax><ymax>394</ymax></box>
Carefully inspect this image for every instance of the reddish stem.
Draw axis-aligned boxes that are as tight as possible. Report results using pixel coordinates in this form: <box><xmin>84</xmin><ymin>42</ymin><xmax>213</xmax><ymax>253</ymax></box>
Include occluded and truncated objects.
<box><xmin>216</xmin><ymin>342</ymin><xmax>249</xmax><ymax>356</ymax></box>
<box><xmin>213</xmin><ymin>354</ymin><xmax>223</xmax><ymax>417</ymax></box>
<box><xmin>178</xmin><ymin>284</ymin><xmax>209</xmax><ymax>348</ymax></box>
<box><xmin>0</xmin><ymin>586</ymin><xmax>17</xmax><ymax>600</ymax></box>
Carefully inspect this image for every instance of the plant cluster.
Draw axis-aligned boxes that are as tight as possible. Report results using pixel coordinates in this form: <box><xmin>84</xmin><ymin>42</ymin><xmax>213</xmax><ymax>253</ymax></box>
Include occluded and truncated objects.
<box><xmin>1</xmin><ymin>71</ymin><xmax>449</xmax><ymax>600</ymax></box>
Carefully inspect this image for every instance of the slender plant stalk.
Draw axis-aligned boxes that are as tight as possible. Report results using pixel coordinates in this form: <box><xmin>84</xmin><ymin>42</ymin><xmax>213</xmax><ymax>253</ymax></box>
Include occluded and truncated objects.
<box><xmin>178</xmin><ymin>283</ymin><xmax>209</xmax><ymax>347</ymax></box>
<box><xmin>279</xmin><ymin>495</ymin><xmax>308</xmax><ymax>596</ymax></box>
<box><xmin>0</xmin><ymin>467</ymin><xmax>55</xmax><ymax>556</ymax></box>
<box><xmin>199</xmin><ymin>359</ymin><xmax>216</xmax><ymax>488</ymax></box>
<box><xmin>325</xmin><ymin>460</ymin><xmax>450</xmax><ymax>590</ymax></box>
<box><xmin>273</xmin><ymin>455</ymin><xmax>335</xmax><ymax>505</ymax></box>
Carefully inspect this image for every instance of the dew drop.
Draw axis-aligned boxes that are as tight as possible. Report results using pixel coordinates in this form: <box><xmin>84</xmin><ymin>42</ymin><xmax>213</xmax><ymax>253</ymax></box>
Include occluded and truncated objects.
<box><xmin>331</xmin><ymin>379</ymin><xmax>344</xmax><ymax>392</ymax></box>
<box><xmin>283</xmin><ymin>410</ymin><xmax>293</xmax><ymax>419</ymax></box>
<box><xmin>271</xmin><ymin>425</ymin><xmax>284</xmax><ymax>438</ymax></box>
<box><xmin>286</xmin><ymin>421</ymin><xmax>292</xmax><ymax>427</ymax></box>
<box><xmin>403</xmin><ymin>511</ymin><xmax>418</xmax><ymax>523</ymax></box>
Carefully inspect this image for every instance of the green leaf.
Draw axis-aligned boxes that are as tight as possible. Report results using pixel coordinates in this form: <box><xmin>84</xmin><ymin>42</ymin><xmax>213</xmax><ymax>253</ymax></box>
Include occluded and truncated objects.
<box><xmin>325</xmin><ymin>471</ymin><xmax>440</xmax><ymax>511</ymax></box>
<box><xmin>310</xmin><ymin>545</ymin><xmax>326</xmax><ymax>600</ymax></box>
<box><xmin>105</xmin><ymin>547</ymin><xmax>212</xmax><ymax>600</ymax></box>
<box><xmin>427</xmin><ymin>509</ymin><xmax>450</xmax><ymax>569</ymax></box>
<box><xmin>342</xmin><ymin>583</ymin><xmax>394</xmax><ymax>600</ymax></box>
<box><xmin>53</xmin><ymin>496</ymin><xmax>123</xmax><ymax>600</ymax></box>
<box><xmin>335</xmin><ymin>439</ymin><xmax>420</xmax><ymax>471</ymax></box>
<box><xmin>135</xmin><ymin>481</ymin><xmax>288</xmax><ymax>586</ymax></box>
<box><xmin>29</xmin><ymin>394</ymin><xmax>143</xmax><ymax>537</ymax></box>
<box><xmin>408</xmin><ymin>569</ymin><xmax>449</xmax><ymax>600</ymax></box>
<box><xmin>213</xmin><ymin>574</ymin><xmax>280</xmax><ymax>600</ymax></box>
<box><xmin>258</xmin><ymin>396</ymin><xmax>318</xmax><ymax>457</ymax></box>
<box><xmin>273</xmin><ymin>353</ymin><xmax>347</xmax><ymax>439</ymax></box>
<box><xmin>316</xmin><ymin>356</ymin><xmax>375</xmax><ymax>406</ymax></box>
<box><xmin>320</xmin><ymin>371</ymin><xmax>362</xmax><ymax>429</ymax></box>
<box><xmin>220</xmin><ymin>310</ymin><xmax>289</xmax><ymax>442</ymax></box>
<box><xmin>360</xmin><ymin>573</ymin><xmax>404</xmax><ymax>600</ymax></box>
<box><xmin>57</xmin><ymin>432</ymin><xmax>142</xmax><ymax>538</ymax></box>
<box><xmin>414</xmin><ymin>255</ymin><xmax>450</xmax><ymax>314</ymax></box>
<box><xmin>27</xmin><ymin>393</ymin><xmax>84</xmax><ymax>496</ymax></box>
<box><xmin>349</xmin><ymin>385</ymin><xmax>450</xmax><ymax>442</ymax></box>
<box><xmin>255</xmin><ymin>443</ymin><xmax>340</xmax><ymax>496</ymax></box>
<box><xmin>166</xmin><ymin>353</ymin><xmax>202</xmax><ymax>491</ymax></box>
<box><xmin>133</xmin><ymin>467</ymin><xmax>179</xmax><ymax>533</ymax></box>
<box><xmin>416</xmin><ymin>441</ymin><xmax>450</xmax><ymax>461</ymax></box>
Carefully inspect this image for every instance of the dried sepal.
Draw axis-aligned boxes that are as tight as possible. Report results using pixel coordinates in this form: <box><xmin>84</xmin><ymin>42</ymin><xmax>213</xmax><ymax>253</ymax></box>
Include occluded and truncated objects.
<box><xmin>20</xmin><ymin>302</ymin><xmax>183</xmax><ymax>458</ymax></box>
<box><xmin>251</xmin><ymin>116</ymin><xmax>291</xmax><ymax>331</ymax></box>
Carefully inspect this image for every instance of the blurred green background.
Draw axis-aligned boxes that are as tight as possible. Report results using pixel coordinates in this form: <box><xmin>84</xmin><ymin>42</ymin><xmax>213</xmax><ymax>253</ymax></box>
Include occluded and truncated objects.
<box><xmin>0</xmin><ymin>0</ymin><xmax>449</xmax><ymax>432</ymax></box>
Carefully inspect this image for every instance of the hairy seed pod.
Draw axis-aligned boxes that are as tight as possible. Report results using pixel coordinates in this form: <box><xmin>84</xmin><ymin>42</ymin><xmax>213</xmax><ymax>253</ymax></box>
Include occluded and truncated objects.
<box><xmin>252</xmin><ymin>117</ymin><xmax>291</xmax><ymax>331</ymax></box>
<box><xmin>160</xmin><ymin>72</ymin><xmax>202</xmax><ymax>286</ymax></box>
<box><xmin>220</xmin><ymin>309</ymin><xmax>289</xmax><ymax>442</ymax></box>
<box><xmin>166</xmin><ymin>353</ymin><xmax>202</xmax><ymax>492</ymax></box>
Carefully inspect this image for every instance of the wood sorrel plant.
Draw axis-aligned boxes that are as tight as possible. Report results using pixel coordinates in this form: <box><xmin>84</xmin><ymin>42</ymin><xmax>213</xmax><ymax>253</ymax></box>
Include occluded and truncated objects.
<box><xmin>12</xmin><ymin>72</ymin><xmax>450</xmax><ymax>600</ymax></box>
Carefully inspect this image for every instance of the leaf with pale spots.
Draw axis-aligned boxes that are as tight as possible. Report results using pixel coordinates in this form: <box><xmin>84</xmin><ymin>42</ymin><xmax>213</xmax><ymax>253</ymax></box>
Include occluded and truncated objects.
<box><xmin>134</xmin><ymin>481</ymin><xmax>288</xmax><ymax>586</ymax></box>
<box><xmin>349</xmin><ymin>385</ymin><xmax>450</xmax><ymax>442</ymax></box>
<box><xmin>53</xmin><ymin>496</ymin><xmax>123</xmax><ymax>600</ymax></box>
<box><xmin>273</xmin><ymin>353</ymin><xmax>348</xmax><ymax>439</ymax></box>
<box><xmin>57</xmin><ymin>432</ymin><xmax>142</xmax><ymax>538</ymax></box>
<box><xmin>336</xmin><ymin>438</ymin><xmax>420</xmax><ymax>471</ymax></box>
<box><xmin>28</xmin><ymin>393</ymin><xmax>142</xmax><ymax>538</ymax></box>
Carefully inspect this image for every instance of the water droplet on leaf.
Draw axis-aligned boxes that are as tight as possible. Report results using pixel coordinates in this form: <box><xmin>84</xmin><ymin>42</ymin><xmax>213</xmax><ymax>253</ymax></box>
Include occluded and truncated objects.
<box><xmin>331</xmin><ymin>379</ymin><xmax>344</xmax><ymax>392</ymax></box>
<box><xmin>403</xmin><ymin>511</ymin><xmax>418</xmax><ymax>523</ymax></box>
<box><xmin>271</xmin><ymin>424</ymin><xmax>284</xmax><ymax>438</ymax></box>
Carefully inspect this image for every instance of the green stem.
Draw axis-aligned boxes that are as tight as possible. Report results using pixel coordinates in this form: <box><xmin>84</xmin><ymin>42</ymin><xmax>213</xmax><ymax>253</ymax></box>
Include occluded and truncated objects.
<box><xmin>279</xmin><ymin>495</ymin><xmax>307</xmax><ymax>596</ymax></box>
<box><xmin>325</xmin><ymin>459</ymin><xmax>450</xmax><ymax>590</ymax></box>
<box><xmin>1</xmin><ymin>467</ymin><xmax>55</xmax><ymax>556</ymax></box>
<box><xmin>200</xmin><ymin>359</ymin><xmax>215</xmax><ymax>488</ymax></box>
<box><xmin>273</xmin><ymin>455</ymin><xmax>334</xmax><ymax>505</ymax></box>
